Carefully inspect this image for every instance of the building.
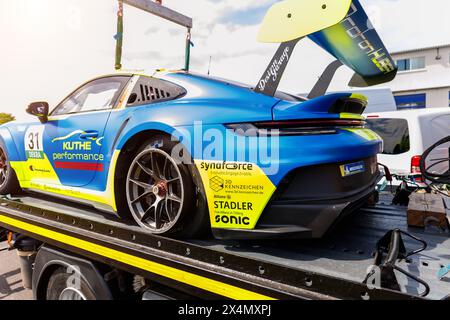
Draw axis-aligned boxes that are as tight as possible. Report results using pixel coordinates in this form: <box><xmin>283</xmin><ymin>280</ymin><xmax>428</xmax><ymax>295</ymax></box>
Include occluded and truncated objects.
<box><xmin>388</xmin><ymin>44</ymin><xmax>450</xmax><ymax>109</ymax></box>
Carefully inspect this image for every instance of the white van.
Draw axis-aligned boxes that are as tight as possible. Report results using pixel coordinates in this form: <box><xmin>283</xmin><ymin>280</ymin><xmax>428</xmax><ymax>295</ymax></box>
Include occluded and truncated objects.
<box><xmin>365</xmin><ymin>108</ymin><xmax>450</xmax><ymax>185</ymax></box>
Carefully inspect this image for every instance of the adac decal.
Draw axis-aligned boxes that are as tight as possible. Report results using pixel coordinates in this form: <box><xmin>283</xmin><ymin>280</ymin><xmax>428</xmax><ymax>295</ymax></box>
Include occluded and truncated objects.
<box><xmin>195</xmin><ymin>160</ymin><xmax>276</xmax><ymax>230</ymax></box>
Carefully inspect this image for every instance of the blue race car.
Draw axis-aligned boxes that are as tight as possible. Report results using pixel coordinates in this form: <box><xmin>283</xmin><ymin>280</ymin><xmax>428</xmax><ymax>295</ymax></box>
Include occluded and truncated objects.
<box><xmin>0</xmin><ymin>0</ymin><xmax>397</xmax><ymax>239</ymax></box>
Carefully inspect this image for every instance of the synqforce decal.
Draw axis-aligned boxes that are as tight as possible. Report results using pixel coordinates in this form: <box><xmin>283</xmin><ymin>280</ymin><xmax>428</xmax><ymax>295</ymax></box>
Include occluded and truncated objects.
<box><xmin>195</xmin><ymin>160</ymin><xmax>276</xmax><ymax>230</ymax></box>
<box><xmin>200</xmin><ymin>162</ymin><xmax>254</xmax><ymax>172</ymax></box>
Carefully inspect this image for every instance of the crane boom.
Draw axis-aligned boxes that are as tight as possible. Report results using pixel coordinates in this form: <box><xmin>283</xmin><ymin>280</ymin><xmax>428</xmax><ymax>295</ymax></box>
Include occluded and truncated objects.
<box><xmin>123</xmin><ymin>0</ymin><xmax>193</xmax><ymax>28</ymax></box>
<box><xmin>115</xmin><ymin>0</ymin><xmax>193</xmax><ymax>71</ymax></box>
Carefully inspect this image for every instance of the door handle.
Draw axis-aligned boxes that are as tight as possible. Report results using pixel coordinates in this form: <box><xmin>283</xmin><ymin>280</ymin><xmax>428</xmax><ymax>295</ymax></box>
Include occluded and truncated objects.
<box><xmin>79</xmin><ymin>131</ymin><xmax>99</xmax><ymax>140</ymax></box>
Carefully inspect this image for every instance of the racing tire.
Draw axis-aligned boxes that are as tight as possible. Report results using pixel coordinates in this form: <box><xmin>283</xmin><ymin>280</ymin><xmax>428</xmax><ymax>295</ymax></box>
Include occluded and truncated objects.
<box><xmin>46</xmin><ymin>268</ymin><xmax>97</xmax><ymax>300</ymax></box>
<box><xmin>0</xmin><ymin>144</ymin><xmax>21</xmax><ymax>196</ymax></box>
<box><xmin>124</xmin><ymin>135</ymin><xmax>209</xmax><ymax>238</ymax></box>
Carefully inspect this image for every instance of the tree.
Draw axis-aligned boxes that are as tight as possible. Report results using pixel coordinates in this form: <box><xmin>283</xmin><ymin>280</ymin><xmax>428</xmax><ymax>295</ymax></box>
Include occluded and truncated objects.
<box><xmin>0</xmin><ymin>113</ymin><xmax>15</xmax><ymax>125</ymax></box>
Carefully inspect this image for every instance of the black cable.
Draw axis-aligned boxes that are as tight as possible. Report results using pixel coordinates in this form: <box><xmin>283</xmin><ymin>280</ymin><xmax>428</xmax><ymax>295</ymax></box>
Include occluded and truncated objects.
<box><xmin>420</xmin><ymin>136</ymin><xmax>450</xmax><ymax>196</ymax></box>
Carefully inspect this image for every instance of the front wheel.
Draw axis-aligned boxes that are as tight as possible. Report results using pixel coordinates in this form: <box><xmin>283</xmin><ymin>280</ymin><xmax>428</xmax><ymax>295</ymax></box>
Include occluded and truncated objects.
<box><xmin>0</xmin><ymin>144</ymin><xmax>21</xmax><ymax>196</ymax></box>
<box><xmin>125</xmin><ymin>136</ymin><xmax>209</xmax><ymax>238</ymax></box>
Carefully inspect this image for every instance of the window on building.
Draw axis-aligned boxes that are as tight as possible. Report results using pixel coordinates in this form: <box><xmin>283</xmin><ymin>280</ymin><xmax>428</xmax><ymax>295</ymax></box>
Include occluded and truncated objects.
<box><xmin>448</xmin><ymin>91</ymin><xmax>450</xmax><ymax>107</ymax></box>
<box><xmin>394</xmin><ymin>94</ymin><xmax>426</xmax><ymax>109</ymax></box>
<box><xmin>396</xmin><ymin>57</ymin><xmax>426</xmax><ymax>71</ymax></box>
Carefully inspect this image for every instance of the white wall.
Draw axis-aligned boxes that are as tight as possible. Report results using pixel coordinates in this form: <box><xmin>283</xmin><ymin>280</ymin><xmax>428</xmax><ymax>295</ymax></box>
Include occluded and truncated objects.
<box><xmin>390</xmin><ymin>46</ymin><xmax>450</xmax><ymax>91</ymax></box>
<box><xmin>389</xmin><ymin>45</ymin><xmax>450</xmax><ymax>108</ymax></box>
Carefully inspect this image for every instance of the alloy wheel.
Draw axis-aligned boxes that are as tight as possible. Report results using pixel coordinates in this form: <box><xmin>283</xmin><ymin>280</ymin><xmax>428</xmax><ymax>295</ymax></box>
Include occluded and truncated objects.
<box><xmin>126</xmin><ymin>148</ymin><xmax>184</xmax><ymax>234</ymax></box>
<box><xmin>0</xmin><ymin>148</ymin><xmax>8</xmax><ymax>189</ymax></box>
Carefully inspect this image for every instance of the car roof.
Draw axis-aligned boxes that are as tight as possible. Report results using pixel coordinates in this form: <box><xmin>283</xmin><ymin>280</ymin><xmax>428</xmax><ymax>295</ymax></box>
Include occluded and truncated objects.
<box><xmin>99</xmin><ymin>69</ymin><xmax>308</xmax><ymax>103</ymax></box>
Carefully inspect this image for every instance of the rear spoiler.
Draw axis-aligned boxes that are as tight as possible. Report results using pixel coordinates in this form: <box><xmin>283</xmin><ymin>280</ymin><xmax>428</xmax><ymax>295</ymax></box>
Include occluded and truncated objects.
<box><xmin>256</xmin><ymin>0</ymin><xmax>397</xmax><ymax>97</ymax></box>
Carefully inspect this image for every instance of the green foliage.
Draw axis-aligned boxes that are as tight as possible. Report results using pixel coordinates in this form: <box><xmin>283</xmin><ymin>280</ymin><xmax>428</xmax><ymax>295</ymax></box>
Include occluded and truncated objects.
<box><xmin>0</xmin><ymin>113</ymin><xmax>15</xmax><ymax>125</ymax></box>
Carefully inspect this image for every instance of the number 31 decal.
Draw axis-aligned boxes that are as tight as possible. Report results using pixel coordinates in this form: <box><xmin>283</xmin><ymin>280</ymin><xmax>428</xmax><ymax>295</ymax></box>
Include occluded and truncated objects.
<box><xmin>24</xmin><ymin>126</ymin><xmax>45</xmax><ymax>159</ymax></box>
<box><xmin>28</xmin><ymin>131</ymin><xmax>40</xmax><ymax>150</ymax></box>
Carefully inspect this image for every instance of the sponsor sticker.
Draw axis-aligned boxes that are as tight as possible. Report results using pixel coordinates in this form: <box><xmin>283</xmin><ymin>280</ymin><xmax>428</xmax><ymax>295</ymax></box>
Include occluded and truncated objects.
<box><xmin>195</xmin><ymin>160</ymin><xmax>276</xmax><ymax>230</ymax></box>
<box><xmin>340</xmin><ymin>161</ymin><xmax>365</xmax><ymax>177</ymax></box>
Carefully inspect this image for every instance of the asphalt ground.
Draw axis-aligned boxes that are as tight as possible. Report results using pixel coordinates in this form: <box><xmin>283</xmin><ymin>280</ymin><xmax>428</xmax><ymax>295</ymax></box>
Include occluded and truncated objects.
<box><xmin>0</xmin><ymin>241</ymin><xmax>33</xmax><ymax>300</ymax></box>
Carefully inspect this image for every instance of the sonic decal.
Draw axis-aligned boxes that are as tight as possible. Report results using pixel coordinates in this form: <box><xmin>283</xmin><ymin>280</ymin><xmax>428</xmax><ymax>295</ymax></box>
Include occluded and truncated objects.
<box><xmin>195</xmin><ymin>160</ymin><xmax>276</xmax><ymax>230</ymax></box>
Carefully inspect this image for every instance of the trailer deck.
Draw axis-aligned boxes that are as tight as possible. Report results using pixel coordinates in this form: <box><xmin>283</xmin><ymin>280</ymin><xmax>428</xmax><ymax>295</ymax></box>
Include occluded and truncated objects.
<box><xmin>0</xmin><ymin>193</ymin><xmax>449</xmax><ymax>300</ymax></box>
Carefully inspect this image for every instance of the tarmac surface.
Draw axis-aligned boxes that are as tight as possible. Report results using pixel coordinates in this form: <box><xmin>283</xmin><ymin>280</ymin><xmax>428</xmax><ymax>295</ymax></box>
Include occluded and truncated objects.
<box><xmin>0</xmin><ymin>241</ymin><xmax>33</xmax><ymax>300</ymax></box>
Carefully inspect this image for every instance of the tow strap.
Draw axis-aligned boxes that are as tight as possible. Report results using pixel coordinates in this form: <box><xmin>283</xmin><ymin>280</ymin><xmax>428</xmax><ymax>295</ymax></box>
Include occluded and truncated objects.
<box><xmin>115</xmin><ymin>0</ymin><xmax>124</xmax><ymax>70</ymax></box>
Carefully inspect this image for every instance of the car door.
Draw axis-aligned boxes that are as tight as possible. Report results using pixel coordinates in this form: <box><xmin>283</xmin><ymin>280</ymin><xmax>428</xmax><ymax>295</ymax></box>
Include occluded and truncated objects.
<box><xmin>39</xmin><ymin>76</ymin><xmax>130</xmax><ymax>187</ymax></box>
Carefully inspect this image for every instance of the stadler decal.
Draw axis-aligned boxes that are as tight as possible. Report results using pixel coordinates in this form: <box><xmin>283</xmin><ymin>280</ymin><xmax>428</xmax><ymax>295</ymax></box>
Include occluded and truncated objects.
<box><xmin>195</xmin><ymin>160</ymin><xmax>276</xmax><ymax>230</ymax></box>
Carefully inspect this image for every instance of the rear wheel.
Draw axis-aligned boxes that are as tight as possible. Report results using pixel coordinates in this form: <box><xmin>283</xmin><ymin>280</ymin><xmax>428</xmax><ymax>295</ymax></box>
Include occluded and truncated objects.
<box><xmin>0</xmin><ymin>144</ymin><xmax>21</xmax><ymax>195</ymax></box>
<box><xmin>124</xmin><ymin>135</ymin><xmax>209</xmax><ymax>238</ymax></box>
<box><xmin>46</xmin><ymin>268</ymin><xmax>97</xmax><ymax>300</ymax></box>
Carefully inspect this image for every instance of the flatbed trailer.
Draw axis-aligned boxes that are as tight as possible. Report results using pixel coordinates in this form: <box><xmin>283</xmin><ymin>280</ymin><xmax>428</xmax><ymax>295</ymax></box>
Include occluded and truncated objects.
<box><xmin>0</xmin><ymin>193</ymin><xmax>449</xmax><ymax>300</ymax></box>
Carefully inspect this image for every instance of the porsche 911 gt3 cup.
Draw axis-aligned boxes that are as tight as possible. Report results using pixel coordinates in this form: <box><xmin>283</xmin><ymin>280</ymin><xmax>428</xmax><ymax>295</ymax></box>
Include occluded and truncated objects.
<box><xmin>0</xmin><ymin>0</ymin><xmax>395</xmax><ymax>239</ymax></box>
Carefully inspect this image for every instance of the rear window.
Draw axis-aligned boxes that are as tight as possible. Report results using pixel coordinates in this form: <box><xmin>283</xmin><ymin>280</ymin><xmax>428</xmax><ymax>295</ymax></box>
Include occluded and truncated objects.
<box><xmin>366</xmin><ymin>118</ymin><xmax>410</xmax><ymax>155</ymax></box>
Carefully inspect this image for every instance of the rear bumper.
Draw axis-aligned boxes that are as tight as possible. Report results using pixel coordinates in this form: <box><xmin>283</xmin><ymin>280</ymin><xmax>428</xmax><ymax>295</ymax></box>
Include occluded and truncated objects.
<box><xmin>212</xmin><ymin>186</ymin><xmax>378</xmax><ymax>240</ymax></box>
<box><xmin>213</xmin><ymin>157</ymin><xmax>380</xmax><ymax>240</ymax></box>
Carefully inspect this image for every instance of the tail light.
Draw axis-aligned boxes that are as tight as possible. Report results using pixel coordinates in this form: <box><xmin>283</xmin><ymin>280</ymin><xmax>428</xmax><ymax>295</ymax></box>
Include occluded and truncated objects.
<box><xmin>226</xmin><ymin>119</ymin><xmax>365</xmax><ymax>136</ymax></box>
<box><xmin>411</xmin><ymin>155</ymin><xmax>423</xmax><ymax>182</ymax></box>
<box><xmin>411</xmin><ymin>156</ymin><xmax>421</xmax><ymax>174</ymax></box>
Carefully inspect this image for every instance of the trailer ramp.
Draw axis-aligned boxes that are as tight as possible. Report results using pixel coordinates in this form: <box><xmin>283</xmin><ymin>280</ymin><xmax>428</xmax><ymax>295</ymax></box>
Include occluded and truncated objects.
<box><xmin>0</xmin><ymin>194</ymin><xmax>448</xmax><ymax>300</ymax></box>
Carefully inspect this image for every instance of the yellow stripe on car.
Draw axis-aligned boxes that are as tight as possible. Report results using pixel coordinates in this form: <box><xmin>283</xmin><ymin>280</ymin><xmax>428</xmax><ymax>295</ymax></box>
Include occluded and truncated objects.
<box><xmin>10</xmin><ymin>150</ymin><xmax>121</xmax><ymax>212</ymax></box>
<box><xmin>340</xmin><ymin>113</ymin><xmax>365</xmax><ymax>120</ymax></box>
<box><xmin>345</xmin><ymin>128</ymin><xmax>382</xmax><ymax>142</ymax></box>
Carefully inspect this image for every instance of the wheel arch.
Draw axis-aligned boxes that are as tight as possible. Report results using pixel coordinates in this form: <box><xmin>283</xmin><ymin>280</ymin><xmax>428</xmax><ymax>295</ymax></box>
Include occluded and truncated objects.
<box><xmin>113</xmin><ymin>129</ymin><xmax>176</xmax><ymax>219</ymax></box>
<box><xmin>112</xmin><ymin>128</ymin><xmax>210</xmax><ymax>237</ymax></box>
<box><xmin>114</xmin><ymin>129</ymin><xmax>174</xmax><ymax>182</ymax></box>
<box><xmin>32</xmin><ymin>245</ymin><xmax>114</xmax><ymax>300</ymax></box>
<box><xmin>0</xmin><ymin>127</ymin><xmax>21</xmax><ymax>161</ymax></box>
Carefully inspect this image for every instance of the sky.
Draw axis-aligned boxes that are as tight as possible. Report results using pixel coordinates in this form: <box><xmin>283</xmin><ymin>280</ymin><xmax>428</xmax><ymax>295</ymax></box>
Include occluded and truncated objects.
<box><xmin>0</xmin><ymin>0</ymin><xmax>449</xmax><ymax>121</ymax></box>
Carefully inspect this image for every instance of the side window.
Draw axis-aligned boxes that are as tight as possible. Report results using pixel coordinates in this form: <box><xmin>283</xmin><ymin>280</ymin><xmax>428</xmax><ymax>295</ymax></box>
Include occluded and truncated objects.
<box><xmin>366</xmin><ymin>118</ymin><xmax>410</xmax><ymax>155</ymax></box>
<box><xmin>127</xmin><ymin>76</ymin><xmax>186</xmax><ymax>107</ymax></box>
<box><xmin>52</xmin><ymin>76</ymin><xmax>130</xmax><ymax>116</ymax></box>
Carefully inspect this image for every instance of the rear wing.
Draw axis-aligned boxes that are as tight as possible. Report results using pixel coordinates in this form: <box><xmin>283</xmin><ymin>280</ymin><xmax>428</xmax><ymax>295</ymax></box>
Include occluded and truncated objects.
<box><xmin>256</xmin><ymin>0</ymin><xmax>397</xmax><ymax>96</ymax></box>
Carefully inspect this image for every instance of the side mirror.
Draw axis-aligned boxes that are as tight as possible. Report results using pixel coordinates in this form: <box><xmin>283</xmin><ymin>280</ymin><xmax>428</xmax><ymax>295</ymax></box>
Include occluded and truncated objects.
<box><xmin>26</xmin><ymin>102</ymin><xmax>49</xmax><ymax>123</ymax></box>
